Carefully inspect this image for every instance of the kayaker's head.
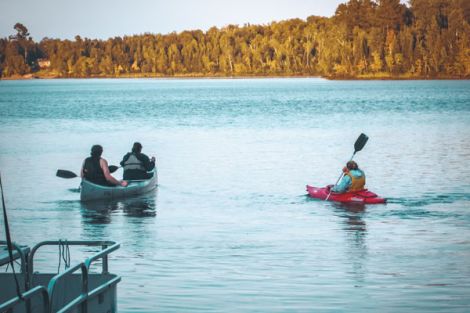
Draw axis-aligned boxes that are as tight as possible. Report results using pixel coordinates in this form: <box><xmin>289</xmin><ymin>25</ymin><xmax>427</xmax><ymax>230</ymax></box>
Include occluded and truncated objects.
<box><xmin>91</xmin><ymin>145</ymin><xmax>103</xmax><ymax>158</ymax></box>
<box><xmin>346</xmin><ymin>161</ymin><xmax>359</xmax><ymax>171</ymax></box>
<box><xmin>132</xmin><ymin>142</ymin><xmax>142</xmax><ymax>154</ymax></box>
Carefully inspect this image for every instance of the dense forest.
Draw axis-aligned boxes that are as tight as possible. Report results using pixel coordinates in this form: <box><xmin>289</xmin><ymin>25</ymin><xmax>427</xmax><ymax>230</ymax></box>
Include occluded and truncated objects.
<box><xmin>1</xmin><ymin>0</ymin><xmax>469</xmax><ymax>79</ymax></box>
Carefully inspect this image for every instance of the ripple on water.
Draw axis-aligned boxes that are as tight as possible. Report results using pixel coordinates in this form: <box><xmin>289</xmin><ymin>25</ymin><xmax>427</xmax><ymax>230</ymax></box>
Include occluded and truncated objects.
<box><xmin>1</xmin><ymin>79</ymin><xmax>470</xmax><ymax>312</ymax></box>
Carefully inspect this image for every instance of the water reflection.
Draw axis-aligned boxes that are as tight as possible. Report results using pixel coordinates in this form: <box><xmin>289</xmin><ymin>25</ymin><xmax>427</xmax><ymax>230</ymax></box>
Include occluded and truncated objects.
<box><xmin>80</xmin><ymin>190</ymin><xmax>157</xmax><ymax>225</ymax></box>
<box><xmin>332</xmin><ymin>202</ymin><xmax>368</xmax><ymax>286</ymax></box>
<box><xmin>333</xmin><ymin>202</ymin><xmax>367</xmax><ymax>231</ymax></box>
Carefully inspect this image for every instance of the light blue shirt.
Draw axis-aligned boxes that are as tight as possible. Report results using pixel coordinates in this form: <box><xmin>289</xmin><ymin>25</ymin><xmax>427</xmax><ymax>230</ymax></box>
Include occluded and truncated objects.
<box><xmin>331</xmin><ymin>169</ymin><xmax>365</xmax><ymax>193</ymax></box>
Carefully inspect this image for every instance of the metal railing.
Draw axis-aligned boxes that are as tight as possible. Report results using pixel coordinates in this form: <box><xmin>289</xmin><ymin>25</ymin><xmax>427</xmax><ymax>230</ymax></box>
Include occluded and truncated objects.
<box><xmin>28</xmin><ymin>240</ymin><xmax>119</xmax><ymax>276</ymax></box>
<box><xmin>0</xmin><ymin>285</ymin><xmax>50</xmax><ymax>312</ymax></box>
<box><xmin>0</xmin><ymin>240</ymin><xmax>30</xmax><ymax>308</ymax></box>
<box><xmin>1</xmin><ymin>240</ymin><xmax>120</xmax><ymax>313</ymax></box>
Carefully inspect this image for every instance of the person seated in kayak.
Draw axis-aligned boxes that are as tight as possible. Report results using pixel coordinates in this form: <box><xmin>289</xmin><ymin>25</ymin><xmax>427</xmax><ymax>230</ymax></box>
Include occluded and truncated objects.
<box><xmin>120</xmin><ymin>142</ymin><xmax>156</xmax><ymax>180</ymax></box>
<box><xmin>81</xmin><ymin>145</ymin><xmax>128</xmax><ymax>187</ymax></box>
<box><xmin>330</xmin><ymin>161</ymin><xmax>365</xmax><ymax>193</ymax></box>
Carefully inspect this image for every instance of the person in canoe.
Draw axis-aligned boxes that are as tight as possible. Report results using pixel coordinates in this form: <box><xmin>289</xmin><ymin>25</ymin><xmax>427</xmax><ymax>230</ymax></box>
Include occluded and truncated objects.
<box><xmin>330</xmin><ymin>161</ymin><xmax>365</xmax><ymax>193</ymax></box>
<box><xmin>120</xmin><ymin>142</ymin><xmax>156</xmax><ymax>180</ymax></box>
<box><xmin>81</xmin><ymin>145</ymin><xmax>128</xmax><ymax>187</ymax></box>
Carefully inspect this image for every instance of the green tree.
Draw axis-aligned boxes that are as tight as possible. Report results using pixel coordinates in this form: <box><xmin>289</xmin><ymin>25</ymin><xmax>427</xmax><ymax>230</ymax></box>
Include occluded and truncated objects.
<box><xmin>9</xmin><ymin>23</ymin><xmax>30</xmax><ymax>40</ymax></box>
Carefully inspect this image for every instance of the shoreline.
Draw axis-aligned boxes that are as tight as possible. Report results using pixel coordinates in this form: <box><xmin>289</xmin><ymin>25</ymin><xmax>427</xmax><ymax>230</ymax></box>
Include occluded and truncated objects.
<box><xmin>1</xmin><ymin>74</ymin><xmax>469</xmax><ymax>81</ymax></box>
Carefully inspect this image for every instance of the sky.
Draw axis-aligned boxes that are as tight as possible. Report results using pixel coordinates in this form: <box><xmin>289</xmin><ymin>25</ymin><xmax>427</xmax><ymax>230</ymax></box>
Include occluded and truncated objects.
<box><xmin>1</xmin><ymin>0</ymin><xmax>348</xmax><ymax>41</ymax></box>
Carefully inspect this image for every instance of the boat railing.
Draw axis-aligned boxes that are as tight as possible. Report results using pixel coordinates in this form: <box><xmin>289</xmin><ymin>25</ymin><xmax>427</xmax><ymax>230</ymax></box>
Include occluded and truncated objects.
<box><xmin>29</xmin><ymin>240</ymin><xmax>120</xmax><ymax>312</ymax></box>
<box><xmin>46</xmin><ymin>261</ymin><xmax>88</xmax><ymax>313</ymax></box>
<box><xmin>84</xmin><ymin>242</ymin><xmax>120</xmax><ymax>273</ymax></box>
<box><xmin>0</xmin><ymin>285</ymin><xmax>50</xmax><ymax>313</ymax></box>
<box><xmin>0</xmin><ymin>240</ymin><xmax>29</xmax><ymax>285</ymax></box>
<box><xmin>28</xmin><ymin>240</ymin><xmax>119</xmax><ymax>276</ymax></box>
<box><xmin>1</xmin><ymin>240</ymin><xmax>120</xmax><ymax>313</ymax></box>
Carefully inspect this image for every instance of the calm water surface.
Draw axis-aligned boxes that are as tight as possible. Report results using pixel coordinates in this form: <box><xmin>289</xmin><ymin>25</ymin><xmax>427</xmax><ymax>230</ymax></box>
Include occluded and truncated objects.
<box><xmin>1</xmin><ymin>78</ymin><xmax>470</xmax><ymax>312</ymax></box>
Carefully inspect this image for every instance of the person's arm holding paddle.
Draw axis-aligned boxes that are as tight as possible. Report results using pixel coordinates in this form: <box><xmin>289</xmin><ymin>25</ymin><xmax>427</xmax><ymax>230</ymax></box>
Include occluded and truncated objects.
<box><xmin>100</xmin><ymin>159</ymin><xmax>128</xmax><ymax>187</ymax></box>
<box><xmin>141</xmin><ymin>154</ymin><xmax>156</xmax><ymax>171</ymax></box>
<box><xmin>330</xmin><ymin>167</ymin><xmax>351</xmax><ymax>193</ymax></box>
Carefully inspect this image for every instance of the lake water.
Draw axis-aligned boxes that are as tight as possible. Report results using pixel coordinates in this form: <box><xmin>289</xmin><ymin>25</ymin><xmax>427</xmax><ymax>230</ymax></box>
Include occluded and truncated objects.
<box><xmin>1</xmin><ymin>78</ymin><xmax>470</xmax><ymax>312</ymax></box>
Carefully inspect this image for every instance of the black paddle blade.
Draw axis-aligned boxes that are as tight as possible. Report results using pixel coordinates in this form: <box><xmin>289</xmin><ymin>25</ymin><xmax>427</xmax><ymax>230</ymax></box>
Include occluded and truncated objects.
<box><xmin>56</xmin><ymin>169</ymin><xmax>78</xmax><ymax>179</ymax></box>
<box><xmin>354</xmin><ymin>133</ymin><xmax>369</xmax><ymax>153</ymax></box>
<box><xmin>108</xmin><ymin>165</ymin><xmax>119</xmax><ymax>173</ymax></box>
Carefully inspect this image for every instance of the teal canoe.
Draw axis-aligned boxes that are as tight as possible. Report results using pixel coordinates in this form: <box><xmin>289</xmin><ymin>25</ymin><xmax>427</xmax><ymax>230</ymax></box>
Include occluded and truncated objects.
<box><xmin>80</xmin><ymin>169</ymin><xmax>158</xmax><ymax>202</ymax></box>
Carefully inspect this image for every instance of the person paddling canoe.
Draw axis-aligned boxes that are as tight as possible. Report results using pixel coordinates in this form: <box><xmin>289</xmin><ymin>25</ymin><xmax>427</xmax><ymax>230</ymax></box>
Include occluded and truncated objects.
<box><xmin>120</xmin><ymin>142</ymin><xmax>156</xmax><ymax>180</ymax></box>
<box><xmin>330</xmin><ymin>161</ymin><xmax>365</xmax><ymax>193</ymax></box>
<box><xmin>81</xmin><ymin>145</ymin><xmax>128</xmax><ymax>187</ymax></box>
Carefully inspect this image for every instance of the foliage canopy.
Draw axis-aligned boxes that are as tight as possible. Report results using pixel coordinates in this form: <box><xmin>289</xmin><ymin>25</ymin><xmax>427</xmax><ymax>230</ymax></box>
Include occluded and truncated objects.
<box><xmin>1</xmin><ymin>0</ymin><xmax>469</xmax><ymax>79</ymax></box>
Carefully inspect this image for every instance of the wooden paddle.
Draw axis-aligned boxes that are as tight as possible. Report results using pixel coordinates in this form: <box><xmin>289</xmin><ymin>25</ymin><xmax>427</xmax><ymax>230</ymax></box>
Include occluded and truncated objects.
<box><xmin>56</xmin><ymin>165</ymin><xmax>120</xmax><ymax>179</ymax></box>
<box><xmin>325</xmin><ymin>133</ymin><xmax>369</xmax><ymax>201</ymax></box>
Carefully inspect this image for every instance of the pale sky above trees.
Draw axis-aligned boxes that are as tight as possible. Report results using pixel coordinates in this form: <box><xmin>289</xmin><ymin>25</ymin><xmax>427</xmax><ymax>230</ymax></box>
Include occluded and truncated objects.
<box><xmin>1</xmin><ymin>0</ymin><xmax>348</xmax><ymax>40</ymax></box>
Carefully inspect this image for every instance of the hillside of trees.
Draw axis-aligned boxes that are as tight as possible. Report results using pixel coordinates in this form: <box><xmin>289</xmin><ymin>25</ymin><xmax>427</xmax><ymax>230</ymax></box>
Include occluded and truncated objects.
<box><xmin>1</xmin><ymin>0</ymin><xmax>469</xmax><ymax>79</ymax></box>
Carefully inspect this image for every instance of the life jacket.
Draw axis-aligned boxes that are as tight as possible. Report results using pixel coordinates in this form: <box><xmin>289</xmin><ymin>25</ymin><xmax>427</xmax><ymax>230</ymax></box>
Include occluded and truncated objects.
<box><xmin>122</xmin><ymin>153</ymin><xmax>145</xmax><ymax>171</ymax></box>
<box><xmin>83</xmin><ymin>156</ymin><xmax>107</xmax><ymax>185</ymax></box>
<box><xmin>346</xmin><ymin>170</ymin><xmax>366</xmax><ymax>192</ymax></box>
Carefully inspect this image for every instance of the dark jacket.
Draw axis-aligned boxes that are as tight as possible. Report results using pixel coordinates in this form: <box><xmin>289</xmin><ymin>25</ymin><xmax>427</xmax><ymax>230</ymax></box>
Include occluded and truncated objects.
<box><xmin>120</xmin><ymin>152</ymin><xmax>155</xmax><ymax>180</ymax></box>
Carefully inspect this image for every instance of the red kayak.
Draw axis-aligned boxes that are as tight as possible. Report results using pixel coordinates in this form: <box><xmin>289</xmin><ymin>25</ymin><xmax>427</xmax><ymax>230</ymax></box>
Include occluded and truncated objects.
<box><xmin>306</xmin><ymin>185</ymin><xmax>386</xmax><ymax>204</ymax></box>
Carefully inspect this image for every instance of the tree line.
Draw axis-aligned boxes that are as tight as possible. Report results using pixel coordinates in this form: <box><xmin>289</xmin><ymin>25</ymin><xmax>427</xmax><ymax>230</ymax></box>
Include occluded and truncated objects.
<box><xmin>1</xmin><ymin>0</ymin><xmax>469</xmax><ymax>79</ymax></box>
